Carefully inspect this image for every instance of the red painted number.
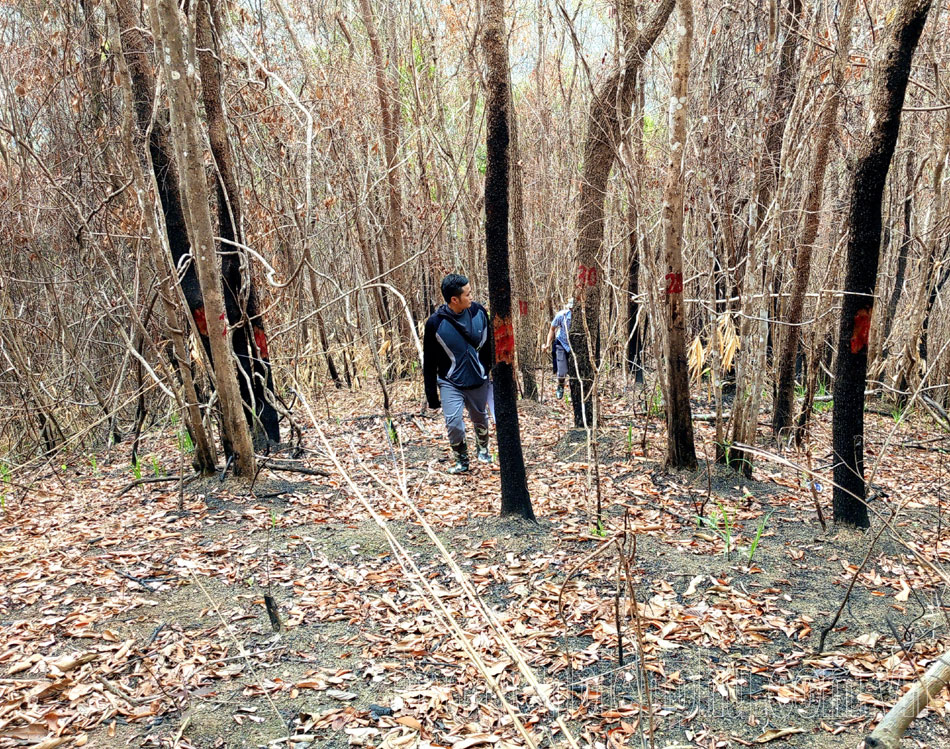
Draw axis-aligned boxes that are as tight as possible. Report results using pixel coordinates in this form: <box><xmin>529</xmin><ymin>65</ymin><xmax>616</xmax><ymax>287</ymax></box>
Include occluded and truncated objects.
<box><xmin>518</xmin><ymin>299</ymin><xmax>528</xmax><ymax>316</ymax></box>
<box><xmin>665</xmin><ymin>272</ymin><xmax>684</xmax><ymax>294</ymax></box>
<box><xmin>577</xmin><ymin>265</ymin><xmax>597</xmax><ymax>286</ymax></box>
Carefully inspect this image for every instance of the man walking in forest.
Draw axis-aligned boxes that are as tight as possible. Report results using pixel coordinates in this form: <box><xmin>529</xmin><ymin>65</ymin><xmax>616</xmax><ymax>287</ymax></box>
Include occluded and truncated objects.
<box><xmin>423</xmin><ymin>274</ymin><xmax>494</xmax><ymax>474</ymax></box>
<box><xmin>542</xmin><ymin>299</ymin><xmax>574</xmax><ymax>400</ymax></box>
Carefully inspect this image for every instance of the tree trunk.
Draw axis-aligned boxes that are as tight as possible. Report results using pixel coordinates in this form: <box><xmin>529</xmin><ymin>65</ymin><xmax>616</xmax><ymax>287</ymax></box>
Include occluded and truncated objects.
<box><xmin>892</xmin><ymin>113</ymin><xmax>950</xmax><ymax>398</ymax></box>
<box><xmin>195</xmin><ymin>0</ymin><xmax>280</xmax><ymax>446</ymax></box>
<box><xmin>730</xmin><ymin>0</ymin><xmax>804</xmax><ymax>471</ymax></box>
<box><xmin>661</xmin><ymin>0</ymin><xmax>697</xmax><ymax>470</ymax></box>
<box><xmin>625</xmin><ymin>77</ymin><xmax>646</xmax><ymax>383</ymax></box>
<box><xmin>508</xmin><ymin>78</ymin><xmax>539</xmax><ymax>400</ymax></box>
<box><xmin>151</xmin><ymin>0</ymin><xmax>257</xmax><ymax>477</ymax></box>
<box><xmin>832</xmin><ymin>0</ymin><xmax>932</xmax><ymax>527</ymax></box>
<box><xmin>773</xmin><ymin>0</ymin><xmax>856</xmax><ymax>437</ymax></box>
<box><xmin>357</xmin><ymin>0</ymin><xmax>414</xmax><ymax>351</ymax></box>
<box><xmin>880</xmin><ymin>151</ymin><xmax>915</xmax><ymax>349</ymax></box>
<box><xmin>568</xmin><ymin>0</ymin><xmax>675</xmax><ymax>428</ymax></box>
<box><xmin>483</xmin><ymin>0</ymin><xmax>534</xmax><ymax>521</ymax></box>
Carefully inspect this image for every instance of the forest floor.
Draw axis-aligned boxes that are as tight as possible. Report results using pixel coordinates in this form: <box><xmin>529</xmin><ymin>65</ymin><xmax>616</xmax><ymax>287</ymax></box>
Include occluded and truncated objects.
<box><xmin>3</xmin><ymin>379</ymin><xmax>950</xmax><ymax>749</ymax></box>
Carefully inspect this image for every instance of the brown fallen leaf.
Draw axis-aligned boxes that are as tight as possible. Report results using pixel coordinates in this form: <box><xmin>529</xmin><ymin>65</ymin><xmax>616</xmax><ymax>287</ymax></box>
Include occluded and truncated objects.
<box><xmin>753</xmin><ymin>726</ymin><xmax>805</xmax><ymax>743</ymax></box>
<box><xmin>52</xmin><ymin>652</ymin><xmax>98</xmax><ymax>673</ymax></box>
<box><xmin>396</xmin><ymin>716</ymin><xmax>422</xmax><ymax>731</ymax></box>
<box><xmin>454</xmin><ymin>735</ymin><xmax>500</xmax><ymax>749</ymax></box>
<box><xmin>34</xmin><ymin>738</ymin><xmax>68</xmax><ymax>749</ymax></box>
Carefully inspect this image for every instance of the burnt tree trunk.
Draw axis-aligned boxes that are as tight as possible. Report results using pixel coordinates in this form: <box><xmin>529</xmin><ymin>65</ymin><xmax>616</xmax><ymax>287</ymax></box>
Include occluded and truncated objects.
<box><xmin>151</xmin><ymin>0</ymin><xmax>257</xmax><ymax>477</ymax></box>
<box><xmin>833</xmin><ymin>0</ymin><xmax>932</xmax><ymax>527</ymax></box>
<box><xmin>483</xmin><ymin>0</ymin><xmax>534</xmax><ymax>521</ymax></box>
<box><xmin>195</xmin><ymin>0</ymin><xmax>280</xmax><ymax>446</ymax></box>
<box><xmin>116</xmin><ymin>0</ymin><xmax>277</xmax><ymax>455</ymax></box>
<box><xmin>568</xmin><ymin>0</ymin><xmax>675</xmax><ymax>428</ymax></box>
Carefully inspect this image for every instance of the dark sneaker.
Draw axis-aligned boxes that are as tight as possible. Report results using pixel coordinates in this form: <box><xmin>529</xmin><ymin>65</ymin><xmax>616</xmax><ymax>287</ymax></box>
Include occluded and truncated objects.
<box><xmin>447</xmin><ymin>460</ymin><xmax>469</xmax><ymax>474</ymax></box>
<box><xmin>556</xmin><ymin>386</ymin><xmax>564</xmax><ymax>400</ymax></box>
<box><xmin>477</xmin><ymin>447</ymin><xmax>492</xmax><ymax>464</ymax></box>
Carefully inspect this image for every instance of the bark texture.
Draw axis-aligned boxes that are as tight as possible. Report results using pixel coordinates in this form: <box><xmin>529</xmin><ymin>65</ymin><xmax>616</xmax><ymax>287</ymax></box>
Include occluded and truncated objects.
<box><xmin>661</xmin><ymin>0</ymin><xmax>697</xmax><ymax>470</ymax></box>
<box><xmin>568</xmin><ymin>0</ymin><xmax>675</xmax><ymax>428</ymax></box>
<box><xmin>195</xmin><ymin>0</ymin><xmax>280</xmax><ymax>446</ymax></box>
<box><xmin>832</xmin><ymin>0</ymin><xmax>932</xmax><ymax>527</ymax></box>
<box><xmin>773</xmin><ymin>0</ymin><xmax>856</xmax><ymax>436</ymax></box>
<box><xmin>483</xmin><ymin>0</ymin><xmax>534</xmax><ymax>521</ymax></box>
<box><xmin>151</xmin><ymin>0</ymin><xmax>257</xmax><ymax>477</ymax></box>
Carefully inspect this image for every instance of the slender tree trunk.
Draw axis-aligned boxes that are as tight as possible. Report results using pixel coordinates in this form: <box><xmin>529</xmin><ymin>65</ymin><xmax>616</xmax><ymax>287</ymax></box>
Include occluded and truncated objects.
<box><xmin>483</xmin><ymin>0</ymin><xmax>534</xmax><ymax>521</ymax></box>
<box><xmin>508</xmin><ymin>79</ymin><xmax>539</xmax><ymax>400</ymax></box>
<box><xmin>881</xmin><ymin>151</ymin><xmax>915</xmax><ymax>348</ymax></box>
<box><xmin>773</xmin><ymin>0</ymin><xmax>856</xmax><ymax>437</ymax></box>
<box><xmin>151</xmin><ymin>0</ymin><xmax>257</xmax><ymax>477</ymax></box>
<box><xmin>569</xmin><ymin>0</ymin><xmax>675</xmax><ymax>428</ymax></box>
<box><xmin>108</xmin><ymin>0</ymin><xmax>217</xmax><ymax>474</ymax></box>
<box><xmin>833</xmin><ymin>0</ymin><xmax>932</xmax><ymax>527</ymax></box>
<box><xmin>893</xmin><ymin>113</ymin><xmax>950</xmax><ymax>397</ymax></box>
<box><xmin>195</xmin><ymin>0</ymin><xmax>280</xmax><ymax>446</ymax></box>
<box><xmin>730</xmin><ymin>0</ymin><xmax>804</xmax><ymax>473</ymax></box>
<box><xmin>625</xmin><ymin>78</ymin><xmax>646</xmax><ymax>383</ymax></box>
<box><xmin>661</xmin><ymin>0</ymin><xmax>697</xmax><ymax>470</ymax></box>
<box><xmin>357</xmin><ymin>0</ymin><xmax>414</xmax><ymax>349</ymax></box>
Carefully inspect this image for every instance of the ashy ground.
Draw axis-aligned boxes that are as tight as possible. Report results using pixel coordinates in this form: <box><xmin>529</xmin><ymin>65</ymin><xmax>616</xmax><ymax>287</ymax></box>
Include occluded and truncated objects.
<box><xmin>2</xmin><ymin>381</ymin><xmax>950</xmax><ymax>748</ymax></box>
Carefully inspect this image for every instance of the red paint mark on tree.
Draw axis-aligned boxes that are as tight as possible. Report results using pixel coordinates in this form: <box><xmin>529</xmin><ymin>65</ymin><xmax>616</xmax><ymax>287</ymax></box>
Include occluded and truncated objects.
<box><xmin>219</xmin><ymin>312</ymin><xmax>227</xmax><ymax>337</ymax></box>
<box><xmin>850</xmin><ymin>308</ymin><xmax>872</xmax><ymax>354</ymax></box>
<box><xmin>518</xmin><ymin>299</ymin><xmax>528</xmax><ymax>316</ymax></box>
<box><xmin>494</xmin><ymin>315</ymin><xmax>515</xmax><ymax>365</ymax></box>
<box><xmin>193</xmin><ymin>306</ymin><xmax>208</xmax><ymax>336</ymax></box>
<box><xmin>254</xmin><ymin>326</ymin><xmax>269</xmax><ymax>359</ymax></box>
<box><xmin>665</xmin><ymin>272</ymin><xmax>684</xmax><ymax>294</ymax></box>
<box><xmin>577</xmin><ymin>265</ymin><xmax>597</xmax><ymax>287</ymax></box>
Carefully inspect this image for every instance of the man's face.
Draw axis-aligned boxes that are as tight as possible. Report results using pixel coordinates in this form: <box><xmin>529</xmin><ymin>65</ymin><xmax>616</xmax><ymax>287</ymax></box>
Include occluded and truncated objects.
<box><xmin>451</xmin><ymin>283</ymin><xmax>473</xmax><ymax>311</ymax></box>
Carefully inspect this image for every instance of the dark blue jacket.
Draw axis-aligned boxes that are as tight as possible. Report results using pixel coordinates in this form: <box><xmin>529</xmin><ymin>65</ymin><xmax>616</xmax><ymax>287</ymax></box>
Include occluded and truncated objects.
<box><xmin>423</xmin><ymin>302</ymin><xmax>493</xmax><ymax>408</ymax></box>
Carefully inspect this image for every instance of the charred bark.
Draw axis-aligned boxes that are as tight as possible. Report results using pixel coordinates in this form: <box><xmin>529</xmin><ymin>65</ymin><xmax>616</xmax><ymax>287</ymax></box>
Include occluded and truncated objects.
<box><xmin>833</xmin><ymin>0</ymin><xmax>931</xmax><ymax>527</ymax></box>
<box><xmin>483</xmin><ymin>0</ymin><xmax>534</xmax><ymax>521</ymax></box>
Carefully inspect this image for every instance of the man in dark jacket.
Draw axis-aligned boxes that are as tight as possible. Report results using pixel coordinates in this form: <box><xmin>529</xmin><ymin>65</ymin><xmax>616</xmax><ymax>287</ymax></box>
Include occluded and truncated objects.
<box><xmin>423</xmin><ymin>274</ymin><xmax>493</xmax><ymax>474</ymax></box>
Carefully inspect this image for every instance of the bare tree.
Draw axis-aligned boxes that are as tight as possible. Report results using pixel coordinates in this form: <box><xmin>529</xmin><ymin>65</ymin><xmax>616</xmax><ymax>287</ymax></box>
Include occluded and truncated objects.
<box><xmin>661</xmin><ymin>0</ymin><xmax>697</xmax><ymax>470</ymax></box>
<box><xmin>773</xmin><ymin>0</ymin><xmax>857</xmax><ymax>438</ymax></box>
<box><xmin>483</xmin><ymin>0</ymin><xmax>534</xmax><ymax>521</ymax></box>
<box><xmin>150</xmin><ymin>0</ymin><xmax>257</xmax><ymax>477</ymax></box>
<box><xmin>568</xmin><ymin>0</ymin><xmax>675</xmax><ymax>428</ymax></box>
<box><xmin>833</xmin><ymin>0</ymin><xmax>933</xmax><ymax>527</ymax></box>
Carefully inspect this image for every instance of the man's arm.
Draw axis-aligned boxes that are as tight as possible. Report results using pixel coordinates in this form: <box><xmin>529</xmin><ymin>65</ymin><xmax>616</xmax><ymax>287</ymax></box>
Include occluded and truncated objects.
<box><xmin>476</xmin><ymin>304</ymin><xmax>494</xmax><ymax>375</ymax></box>
<box><xmin>541</xmin><ymin>313</ymin><xmax>558</xmax><ymax>351</ymax></box>
<box><xmin>422</xmin><ymin>317</ymin><xmax>441</xmax><ymax>408</ymax></box>
<box><xmin>541</xmin><ymin>323</ymin><xmax>556</xmax><ymax>351</ymax></box>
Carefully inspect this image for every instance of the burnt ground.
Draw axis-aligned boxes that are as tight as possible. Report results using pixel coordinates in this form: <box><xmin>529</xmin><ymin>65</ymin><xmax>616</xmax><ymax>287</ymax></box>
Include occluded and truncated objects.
<box><xmin>2</xmin><ymin>379</ymin><xmax>950</xmax><ymax>748</ymax></box>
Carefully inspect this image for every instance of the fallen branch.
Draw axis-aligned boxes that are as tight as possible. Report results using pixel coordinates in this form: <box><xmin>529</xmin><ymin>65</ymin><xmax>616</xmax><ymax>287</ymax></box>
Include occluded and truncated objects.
<box><xmin>116</xmin><ymin>474</ymin><xmax>196</xmax><ymax>497</ymax></box>
<box><xmin>864</xmin><ymin>651</ymin><xmax>950</xmax><ymax>748</ymax></box>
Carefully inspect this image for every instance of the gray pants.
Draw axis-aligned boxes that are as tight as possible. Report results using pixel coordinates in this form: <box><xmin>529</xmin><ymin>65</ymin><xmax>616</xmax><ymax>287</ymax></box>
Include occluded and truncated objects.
<box><xmin>555</xmin><ymin>343</ymin><xmax>570</xmax><ymax>378</ymax></box>
<box><xmin>439</xmin><ymin>379</ymin><xmax>490</xmax><ymax>445</ymax></box>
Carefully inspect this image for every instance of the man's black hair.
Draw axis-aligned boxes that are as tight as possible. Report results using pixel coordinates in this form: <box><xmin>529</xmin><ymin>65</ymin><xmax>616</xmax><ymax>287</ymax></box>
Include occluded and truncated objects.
<box><xmin>441</xmin><ymin>273</ymin><xmax>469</xmax><ymax>303</ymax></box>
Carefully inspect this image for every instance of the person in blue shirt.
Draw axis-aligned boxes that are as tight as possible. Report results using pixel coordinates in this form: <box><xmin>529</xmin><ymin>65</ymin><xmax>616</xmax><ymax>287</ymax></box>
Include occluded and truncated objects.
<box><xmin>541</xmin><ymin>299</ymin><xmax>573</xmax><ymax>400</ymax></box>
<box><xmin>423</xmin><ymin>274</ymin><xmax>494</xmax><ymax>474</ymax></box>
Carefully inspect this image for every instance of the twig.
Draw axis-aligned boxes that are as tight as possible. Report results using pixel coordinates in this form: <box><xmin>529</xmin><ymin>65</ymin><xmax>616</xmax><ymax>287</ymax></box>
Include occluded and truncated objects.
<box><xmin>817</xmin><ymin>516</ymin><xmax>891</xmax><ymax>653</ymax></box>
<box><xmin>116</xmin><ymin>473</ymin><xmax>196</xmax><ymax>497</ymax></box>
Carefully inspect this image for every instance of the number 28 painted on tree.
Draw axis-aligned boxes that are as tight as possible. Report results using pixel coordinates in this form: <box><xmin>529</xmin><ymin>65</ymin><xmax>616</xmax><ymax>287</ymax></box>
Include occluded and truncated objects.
<box><xmin>665</xmin><ymin>272</ymin><xmax>684</xmax><ymax>294</ymax></box>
